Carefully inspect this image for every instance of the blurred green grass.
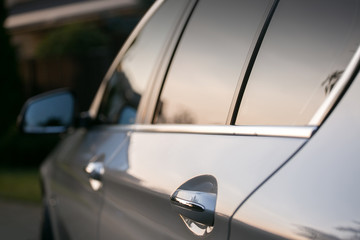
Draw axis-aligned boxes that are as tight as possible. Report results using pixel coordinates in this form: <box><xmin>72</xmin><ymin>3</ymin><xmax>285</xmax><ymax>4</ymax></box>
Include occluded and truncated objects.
<box><xmin>0</xmin><ymin>169</ymin><xmax>41</xmax><ymax>204</ymax></box>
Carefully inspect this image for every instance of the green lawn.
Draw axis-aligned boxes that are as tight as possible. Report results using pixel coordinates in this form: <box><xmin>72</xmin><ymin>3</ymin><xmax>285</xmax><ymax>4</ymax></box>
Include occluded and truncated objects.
<box><xmin>0</xmin><ymin>168</ymin><xmax>41</xmax><ymax>204</ymax></box>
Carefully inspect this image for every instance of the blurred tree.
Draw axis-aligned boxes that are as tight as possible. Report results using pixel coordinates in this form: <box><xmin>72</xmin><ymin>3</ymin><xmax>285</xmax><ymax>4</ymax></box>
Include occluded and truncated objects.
<box><xmin>140</xmin><ymin>0</ymin><xmax>155</xmax><ymax>7</ymax></box>
<box><xmin>36</xmin><ymin>23</ymin><xmax>111</xmax><ymax>111</ymax></box>
<box><xmin>0</xmin><ymin>0</ymin><xmax>155</xmax><ymax>167</ymax></box>
<box><xmin>36</xmin><ymin>23</ymin><xmax>109</xmax><ymax>58</ymax></box>
<box><xmin>0</xmin><ymin>0</ymin><xmax>59</xmax><ymax>168</ymax></box>
<box><xmin>0</xmin><ymin>0</ymin><xmax>22</xmax><ymax>133</ymax></box>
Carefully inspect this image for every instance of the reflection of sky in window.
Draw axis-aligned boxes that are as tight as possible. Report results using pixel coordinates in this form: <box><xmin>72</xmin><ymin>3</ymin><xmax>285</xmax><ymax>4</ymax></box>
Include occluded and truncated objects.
<box><xmin>158</xmin><ymin>0</ymin><xmax>271</xmax><ymax>124</ymax></box>
<box><xmin>119</xmin><ymin>0</ymin><xmax>189</xmax><ymax>95</ymax></box>
<box><xmin>236</xmin><ymin>0</ymin><xmax>360</xmax><ymax>126</ymax></box>
<box><xmin>26</xmin><ymin>93</ymin><xmax>73</xmax><ymax>127</ymax></box>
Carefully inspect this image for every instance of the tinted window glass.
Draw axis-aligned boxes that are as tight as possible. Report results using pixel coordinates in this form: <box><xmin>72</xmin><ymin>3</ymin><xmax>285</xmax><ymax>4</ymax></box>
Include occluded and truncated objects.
<box><xmin>236</xmin><ymin>0</ymin><xmax>360</xmax><ymax>126</ymax></box>
<box><xmin>155</xmin><ymin>0</ymin><xmax>271</xmax><ymax>124</ymax></box>
<box><xmin>98</xmin><ymin>0</ymin><xmax>189</xmax><ymax>124</ymax></box>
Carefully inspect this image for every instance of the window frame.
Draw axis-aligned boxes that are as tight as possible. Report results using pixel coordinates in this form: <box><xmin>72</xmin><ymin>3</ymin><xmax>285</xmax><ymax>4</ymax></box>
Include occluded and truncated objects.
<box><xmin>140</xmin><ymin>0</ymin><xmax>199</xmax><ymax>124</ymax></box>
<box><xmin>88</xmin><ymin>0</ymin><xmax>197</xmax><ymax>125</ymax></box>
<box><xmin>226</xmin><ymin>0</ymin><xmax>278</xmax><ymax>125</ymax></box>
<box><xmin>309</xmin><ymin>46</ymin><xmax>360</xmax><ymax>126</ymax></box>
<box><xmin>150</xmin><ymin>0</ymin><xmax>277</xmax><ymax>125</ymax></box>
<box><xmin>89</xmin><ymin>0</ymin><xmax>360</xmax><ymax>140</ymax></box>
<box><xmin>232</xmin><ymin>0</ymin><xmax>360</xmax><ymax>127</ymax></box>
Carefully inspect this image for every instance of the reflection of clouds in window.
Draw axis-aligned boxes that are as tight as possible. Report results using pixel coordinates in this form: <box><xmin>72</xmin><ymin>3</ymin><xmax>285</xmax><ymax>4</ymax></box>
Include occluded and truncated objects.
<box><xmin>236</xmin><ymin>0</ymin><xmax>360</xmax><ymax>126</ymax></box>
<box><xmin>157</xmin><ymin>101</ymin><xmax>196</xmax><ymax>124</ymax></box>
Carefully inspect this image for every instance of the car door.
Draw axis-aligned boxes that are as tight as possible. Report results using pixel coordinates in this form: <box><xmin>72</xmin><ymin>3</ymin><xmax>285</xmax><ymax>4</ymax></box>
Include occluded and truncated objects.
<box><xmin>97</xmin><ymin>0</ymin><xmax>317</xmax><ymax>239</ymax></box>
<box><xmin>41</xmin><ymin>1</ymin><xmax>194</xmax><ymax>239</ymax></box>
<box><xmin>42</xmin><ymin>125</ymin><xmax>129</xmax><ymax>240</ymax></box>
<box><xmin>228</xmin><ymin>0</ymin><xmax>360</xmax><ymax>239</ymax></box>
<box><xmin>230</xmin><ymin>70</ymin><xmax>360</xmax><ymax>240</ymax></box>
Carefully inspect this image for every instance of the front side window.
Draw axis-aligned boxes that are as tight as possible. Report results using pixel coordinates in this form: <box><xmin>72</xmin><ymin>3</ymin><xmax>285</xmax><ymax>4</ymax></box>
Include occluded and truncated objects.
<box><xmin>97</xmin><ymin>0</ymin><xmax>190</xmax><ymax>124</ymax></box>
<box><xmin>236</xmin><ymin>0</ymin><xmax>360</xmax><ymax>126</ymax></box>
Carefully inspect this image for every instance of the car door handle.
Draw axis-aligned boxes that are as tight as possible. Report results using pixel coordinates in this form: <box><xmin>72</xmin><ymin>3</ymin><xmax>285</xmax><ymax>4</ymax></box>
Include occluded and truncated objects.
<box><xmin>84</xmin><ymin>154</ymin><xmax>105</xmax><ymax>191</ymax></box>
<box><xmin>170</xmin><ymin>175</ymin><xmax>217</xmax><ymax>227</ymax></box>
<box><xmin>170</xmin><ymin>189</ymin><xmax>216</xmax><ymax>226</ymax></box>
<box><xmin>170</xmin><ymin>194</ymin><xmax>205</xmax><ymax>212</ymax></box>
<box><xmin>85</xmin><ymin>161</ymin><xmax>104</xmax><ymax>181</ymax></box>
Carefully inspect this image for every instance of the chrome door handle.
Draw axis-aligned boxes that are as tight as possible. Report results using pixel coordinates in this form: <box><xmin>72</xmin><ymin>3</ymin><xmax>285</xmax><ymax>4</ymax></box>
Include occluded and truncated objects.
<box><xmin>170</xmin><ymin>195</ymin><xmax>205</xmax><ymax>212</ymax></box>
<box><xmin>171</xmin><ymin>189</ymin><xmax>216</xmax><ymax>226</ymax></box>
<box><xmin>170</xmin><ymin>175</ymin><xmax>217</xmax><ymax>227</ymax></box>
<box><xmin>84</xmin><ymin>154</ymin><xmax>105</xmax><ymax>191</ymax></box>
<box><xmin>85</xmin><ymin>161</ymin><xmax>104</xmax><ymax>181</ymax></box>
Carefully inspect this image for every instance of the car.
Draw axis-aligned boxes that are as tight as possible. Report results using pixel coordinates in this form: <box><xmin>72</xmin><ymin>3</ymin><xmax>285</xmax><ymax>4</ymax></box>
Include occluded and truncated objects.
<box><xmin>18</xmin><ymin>0</ymin><xmax>360</xmax><ymax>239</ymax></box>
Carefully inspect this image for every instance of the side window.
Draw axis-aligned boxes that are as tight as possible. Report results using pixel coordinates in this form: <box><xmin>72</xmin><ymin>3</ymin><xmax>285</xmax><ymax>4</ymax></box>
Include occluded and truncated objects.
<box><xmin>97</xmin><ymin>0</ymin><xmax>190</xmax><ymax>124</ymax></box>
<box><xmin>154</xmin><ymin>0</ymin><xmax>271</xmax><ymax>124</ymax></box>
<box><xmin>236</xmin><ymin>0</ymin><xmax>360</xmax><ymax>126</ymax></box>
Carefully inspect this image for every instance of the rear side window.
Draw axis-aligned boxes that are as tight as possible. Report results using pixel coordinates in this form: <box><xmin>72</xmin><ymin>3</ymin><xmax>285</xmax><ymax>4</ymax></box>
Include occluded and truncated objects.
<box><xmin>97</xmin><ymin>0</ymin><xmax>189</xmax><ymax>124</ymax></box>
<box><xmin>154</xmin><ymin>0</ymin><xmax>271</xmax><ymax>124</ymax></box>
<box><xmin>236</xmin><ymin>0</ymin><xmax>360</xmax><ymax>126</ymax></box>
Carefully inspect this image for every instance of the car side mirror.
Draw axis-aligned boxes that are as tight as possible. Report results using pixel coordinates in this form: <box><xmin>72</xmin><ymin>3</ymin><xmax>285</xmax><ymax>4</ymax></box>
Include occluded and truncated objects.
<box><xmin>18</xmin><ymin>89</ymin><xmax>75</xmax><ymax>134</ymax></box>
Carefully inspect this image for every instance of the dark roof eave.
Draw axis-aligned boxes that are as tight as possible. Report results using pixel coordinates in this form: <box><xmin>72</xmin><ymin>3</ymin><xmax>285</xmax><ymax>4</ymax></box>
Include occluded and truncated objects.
<box><xmin>5</xmin><ymin>0</ymin><xmax>141</xmax><ymax>33</ymax></box>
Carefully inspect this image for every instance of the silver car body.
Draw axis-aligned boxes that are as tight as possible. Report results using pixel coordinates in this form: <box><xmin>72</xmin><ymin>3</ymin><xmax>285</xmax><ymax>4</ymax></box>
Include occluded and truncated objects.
<box><xmin>24</xmin><ymin>0</ymin><xmax>360</xmax><ymax>239</ymax></box>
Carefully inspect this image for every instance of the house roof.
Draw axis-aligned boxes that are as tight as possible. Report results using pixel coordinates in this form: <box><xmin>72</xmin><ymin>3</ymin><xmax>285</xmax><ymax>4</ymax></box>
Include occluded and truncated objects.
<box><xmin>5</xmin><ymin>0</ymin><xmax>141</xmax><ymax>33</ymax></box>
<box><xmin>8</xmin><ymin>0</ymin><xmax>89</xmax><ymax>15</ymax></box>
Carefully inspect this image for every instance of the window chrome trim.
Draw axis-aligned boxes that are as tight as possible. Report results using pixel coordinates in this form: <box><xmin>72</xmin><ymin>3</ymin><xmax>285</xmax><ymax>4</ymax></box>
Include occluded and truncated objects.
<box><xmin>227</xmin><ymin>0</ymin><xmax>278</xmax><ymax>125</ymax></box>
<box><xmin>309</xmin><ymin>45</ymin><xmax>360</xmax><ymax>125</ymax></box>
<box><xmin>139</xmin><ymin>0</ymin><xmax>198</xmax><ymax>124</ymax></box>
<box><xmin>95</xmin><ymin>124</ymin><xmax>316</xmax><ymax>138</ymax></box>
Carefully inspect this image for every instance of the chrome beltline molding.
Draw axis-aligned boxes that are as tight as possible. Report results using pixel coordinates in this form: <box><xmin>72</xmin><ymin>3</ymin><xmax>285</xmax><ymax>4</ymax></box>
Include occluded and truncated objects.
<box><xmin>310</xmin><ymin>45</ymin><xmax>360</xmax><ymax>125</ymax></box>
<box><xmin>95</xmin><ymin>124</ymin><xmax>316</xmax><ymax>138</ymax></box>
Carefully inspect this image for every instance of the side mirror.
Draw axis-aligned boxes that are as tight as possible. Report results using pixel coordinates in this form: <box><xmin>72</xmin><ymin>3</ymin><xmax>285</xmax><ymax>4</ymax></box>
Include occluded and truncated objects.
<box><xmin>18</xmin><ymin>89</ymin><xmax>75</xmax><ymax>134</ymax></box>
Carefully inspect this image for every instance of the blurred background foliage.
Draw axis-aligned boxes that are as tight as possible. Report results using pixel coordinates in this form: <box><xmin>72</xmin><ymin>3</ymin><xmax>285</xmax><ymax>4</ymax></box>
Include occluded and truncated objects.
<box><xmin>1</xmin><ymin>0</ymin><xmax>59</xmax><ymax>169</ymax></box>
<box><xmin>1</xmin><ymin>0</ymin><xmax>153</xmax><ymax>171</ymax></box>
<box><xmin>0</xmin><ymin>0</ymin><xmax>22</xmax><ymax>136</ymax></box>
<box><xmin>0</xmin><ymin>0</ymin><xmax>153</xmax><ymax>203</ymax></box>
<box><xmin>0</xmin><ymin>168</ymin><xmax>41</xmax><ymax>203</ymax></box>
<box><xmin>36</xmin><ymin>23</ymin><xmax>109</xmax><ymax>58</ymax></box>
